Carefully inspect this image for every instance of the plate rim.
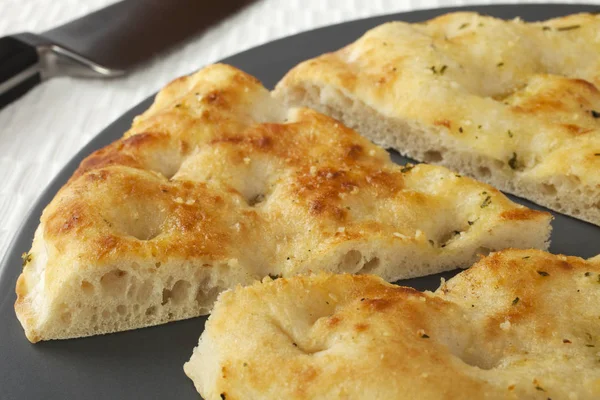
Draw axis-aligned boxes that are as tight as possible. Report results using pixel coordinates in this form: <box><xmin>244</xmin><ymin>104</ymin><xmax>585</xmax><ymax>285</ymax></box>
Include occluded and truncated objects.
<box><xmin>1</xmin><ymin>3</ymin><xmax>599</xmax><ymax>398</ymax></box>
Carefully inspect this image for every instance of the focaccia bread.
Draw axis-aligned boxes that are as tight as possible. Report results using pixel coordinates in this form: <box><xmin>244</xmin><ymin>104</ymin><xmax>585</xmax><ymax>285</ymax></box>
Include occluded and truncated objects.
<box><xmin>274</xmin><ymin>12</ymin><xmax>600</xmax><ymax>226</ymax></box>
<box><xmin>185</xmin><ymin>249</ymin><xmax>600</xmax><ymax>400</ymax></box>
<box><xmin>15</xmin><ymin>64</ymin><xmax>551</xmax><ymax>343</ymax></box>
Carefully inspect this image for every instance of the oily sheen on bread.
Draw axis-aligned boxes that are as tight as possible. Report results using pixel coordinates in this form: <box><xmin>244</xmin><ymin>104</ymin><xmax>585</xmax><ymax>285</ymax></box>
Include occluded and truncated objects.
<box><xmin>185</xmin><ymin>249</ymin><xmax>600</xmax><ymax>400</ymax></box>
<box><xmin>274</xmin><ymin>12</ymin><xmax>600</xmax><ymax>226</ymax></box>
<box><xmin>15</xmin><ymin>64</ymin><xmax>550</xmax><ymax>343</ymax></box>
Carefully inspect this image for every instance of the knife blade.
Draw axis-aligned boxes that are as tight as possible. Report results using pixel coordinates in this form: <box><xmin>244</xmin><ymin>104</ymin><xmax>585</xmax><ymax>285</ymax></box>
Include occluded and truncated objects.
<box><xmin>0</xmin><ymin>0</ymin><xmax>253</xmax><ymax>110</ymax></box>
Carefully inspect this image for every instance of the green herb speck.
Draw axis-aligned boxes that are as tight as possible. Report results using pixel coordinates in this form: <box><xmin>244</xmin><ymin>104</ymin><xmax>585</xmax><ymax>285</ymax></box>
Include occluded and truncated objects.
<box><xmin>557</xmin><ymin>25</ymin><xmax>581</xmax><ymax>31</ymax></box>
<box><xmin>480</xmin><ymin>195</ymin><xmax>492</xmax><ymax>208</ymax></box>
<box><xmin>430</xmin><ymin>65</ymin><xmax>448</xmax><ymax>75</ymax></box>
<box><xmin>508</xmin><ymin>152</ymin><xmax>518</xmax><ymax>170</ymax></box>
<box><xmin>401</xmin><ymin>164</ymin><xmax>415</xmax><ymax>173</ymax></box>
<box><xmin>21</xmin><ymin>252</ymin><xmax>32</xmax><ymax>267</ymax></box>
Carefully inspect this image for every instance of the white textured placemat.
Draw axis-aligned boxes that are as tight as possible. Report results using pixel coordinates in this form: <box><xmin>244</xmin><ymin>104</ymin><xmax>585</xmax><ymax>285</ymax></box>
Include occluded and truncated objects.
<box><xmin>0</xmin><ymin>0</ymin><xmax>594</xmax><ymax>262</ymax></box>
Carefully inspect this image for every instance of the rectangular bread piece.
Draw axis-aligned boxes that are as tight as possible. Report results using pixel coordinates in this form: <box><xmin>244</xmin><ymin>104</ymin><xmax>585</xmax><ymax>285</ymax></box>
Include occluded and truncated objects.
<box><xmin>15</xmin><ymin>64</ymin><xmax>551</xmax><ymax>342</ymax></box>
<box><xmin>274</xmin><ymin>12</ymin><xmax>600</xmax><ymax>226</ymax></box>
<box><xmin>185</xmin><ymin>249</ymin><xmax>600</xmax><ymax>400</ymax></box>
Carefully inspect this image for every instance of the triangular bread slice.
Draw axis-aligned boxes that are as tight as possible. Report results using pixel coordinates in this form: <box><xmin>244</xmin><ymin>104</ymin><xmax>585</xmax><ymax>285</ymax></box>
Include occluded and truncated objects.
<box><xmin>274</xmin><ymin>12</ymin><xmax>600</xmax><ymax>226</ymax></box>
<box><xmin>185</xmin><ymin>249</ymin><xmax>600</xmax><ymax>400</ymax></box>
<box><xmin>15</xmin><ymin>64</ymin><xmax>550</xmax><ymax>342</ymax></box>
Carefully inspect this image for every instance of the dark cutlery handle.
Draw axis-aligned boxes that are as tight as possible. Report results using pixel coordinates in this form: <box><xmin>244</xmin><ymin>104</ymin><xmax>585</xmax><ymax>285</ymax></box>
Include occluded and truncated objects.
<box><xmin>0</xmin><ymin>36</ymin><xmax>41</xmax><ymax>110</ymax></box>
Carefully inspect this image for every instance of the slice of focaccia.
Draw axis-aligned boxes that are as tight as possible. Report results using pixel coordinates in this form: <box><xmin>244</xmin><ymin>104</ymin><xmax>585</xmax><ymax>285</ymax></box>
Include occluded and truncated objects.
<box><xmin>274</xmin><ymin>12</ymin><xmax>600</xmax><ymax>226</ymax></box>
<box><xmin>185</xmin><ymin>249</ymin><xmax>600</xmax><ymax>400</ymax></box>
<box><xmin>15</xmin><ymin>64</ymin><xmax>550</xmax><ymax>343</ymax></box>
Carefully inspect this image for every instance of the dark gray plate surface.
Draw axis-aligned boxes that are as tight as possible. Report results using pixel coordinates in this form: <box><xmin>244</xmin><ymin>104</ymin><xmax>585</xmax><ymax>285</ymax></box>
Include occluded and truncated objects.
<box><xmin>1</xmin><ymin>4</ymin><xmax>599</xmax><ymax>399</ymax></box>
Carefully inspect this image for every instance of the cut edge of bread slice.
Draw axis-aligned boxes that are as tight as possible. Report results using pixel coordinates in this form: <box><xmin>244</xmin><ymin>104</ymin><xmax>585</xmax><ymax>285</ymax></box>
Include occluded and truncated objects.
<box><xmin>15</xmin><ymin>226</ymin><xmax>256</xmax><ymax>343</ymax></box>
<box><xmin>274</xmin><ymin>82</ymin><xmax>600</xmax><ymax>226</ymax></box>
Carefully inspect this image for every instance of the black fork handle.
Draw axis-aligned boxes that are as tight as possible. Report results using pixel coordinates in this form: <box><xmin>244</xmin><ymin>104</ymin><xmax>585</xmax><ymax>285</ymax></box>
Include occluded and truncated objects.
<box><xmin>0</xmin><ymin>36</ymin><xmax>40</xmax><ymax>110</ymax></box>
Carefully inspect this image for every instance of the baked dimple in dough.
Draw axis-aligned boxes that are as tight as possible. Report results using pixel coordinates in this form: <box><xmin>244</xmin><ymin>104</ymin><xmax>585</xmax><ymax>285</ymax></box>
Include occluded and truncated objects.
<box><xmin>15</xmin><ymin>64</ymin><xmax>550</xmax><ymax>342</ymax></box>
<box><xmin>185</xmin><ymin>249</ymin><xmax>600</xmax><ymax>400</ymax></box>
<box><xmin>274</xmin><ymin>12</ymin><xmax>600</xmax><ymax>225</ymax></box>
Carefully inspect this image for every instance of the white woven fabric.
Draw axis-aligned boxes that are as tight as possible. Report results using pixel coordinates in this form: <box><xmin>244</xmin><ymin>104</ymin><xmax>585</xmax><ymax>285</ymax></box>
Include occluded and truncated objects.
<box><xmin>0</xmin><ymin>0</ymin><xmax>594</xmax><ymax>261</ymax></box>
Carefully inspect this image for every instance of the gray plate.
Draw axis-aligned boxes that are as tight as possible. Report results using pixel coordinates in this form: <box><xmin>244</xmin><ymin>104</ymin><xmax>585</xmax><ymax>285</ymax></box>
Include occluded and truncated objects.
<box><xmin>1</xmin><ymin>4</ymin><xmax>599</xmax><ymax>399</ymax></box>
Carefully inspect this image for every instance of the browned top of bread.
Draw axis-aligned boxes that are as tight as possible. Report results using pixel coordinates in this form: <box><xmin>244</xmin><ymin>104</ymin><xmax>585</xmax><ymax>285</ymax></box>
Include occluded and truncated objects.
<box><xmin>29</xmin><ymin>65</ymin><xmax>547</xmax><ymax>273</ymax></box>
<box><xmin>15</xmin><ymin>64</ymin><xmax>550</xmax><ymax>342</ymax></box>
<box><xmin>185</xmin><ymin>249</ymin><xmax>600</xmax><ymax>400</ymax></box>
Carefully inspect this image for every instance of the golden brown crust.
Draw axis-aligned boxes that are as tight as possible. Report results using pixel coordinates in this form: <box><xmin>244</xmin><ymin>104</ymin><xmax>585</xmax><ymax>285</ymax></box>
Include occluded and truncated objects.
<box><xmin>185</xmin><ymin>249</ymin><xmax>600</xmax><ymax>400</ymax></box>
<box><xmin>275</xmin><ymin>12</ymin><xmax>600</xmax><ymax>225</ymax></box>
<box><xmin>15</xmin><ymin>64</ymin><xmax>550</xmax><ymax>342</ymax></box>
